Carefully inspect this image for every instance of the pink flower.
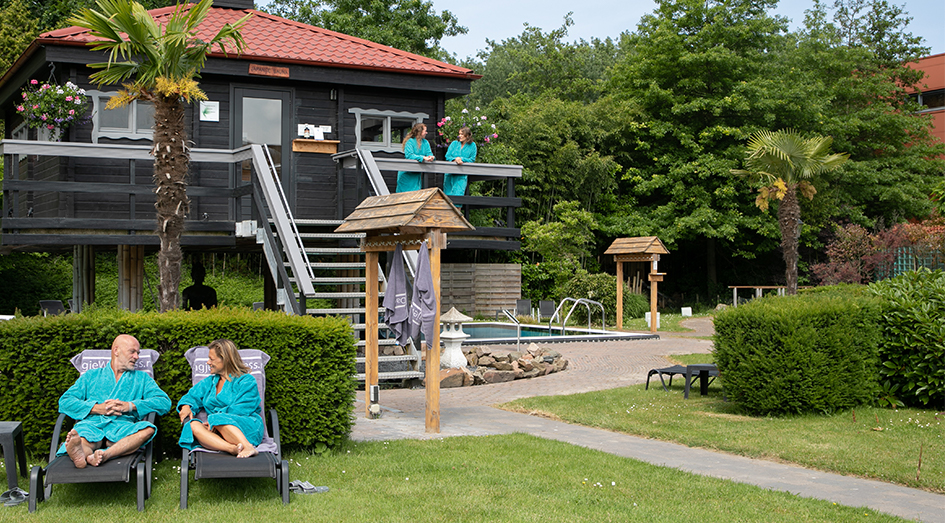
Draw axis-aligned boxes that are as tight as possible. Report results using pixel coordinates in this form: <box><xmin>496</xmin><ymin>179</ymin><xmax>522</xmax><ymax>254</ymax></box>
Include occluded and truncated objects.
<box><xmin>65</xmin><ymin>96</ymin><xmax>73</xmax><ymax>102</ymax></box>
<box><xmin>492</xmin><ymin>133</ymin><xmax>498</xmax><ymax>138</ymax></box>
<box><xmin>69</xmin><ymin>109</ymin><xmax>75</xmax><ymax>115</ymax></box>
<box><xmin>437</xmin><ymin>122</ymin><xmax>443</xmax><ymax>127</ymax></box>
<box><xmin>16</xmin><ymin>105</ymin><xmax>23</xmax><ymax>112</ymax></box>
<box><xmin>47</xmin><ymin>124</ymin><xmax>55</xmax><ymax>130</ymax></box>
<box><xmin>41</xmin><ymin>84</ymin><xmax>50</xmax><ymax>90</ymax></box>
<box><xmin>30</xmin><ymin>79</ymin><xmax>38</xmax><ymax>85</ymax></box>
<box><xmin>22</xmin><ymin>92</ymin><xmax>27</xmax><ymax>99</ymax></box>
<box><xmin>41</xmin><ymin>115</ymin><xmax>47</xmax><ymax>121</ymax></box>
<box><xmin>485</xmin><ymin>137</ymin><xmax>491</xmax><ymax>143</ymax></box>
<box><xmin>32</xmin><ymin>105</ymin><xmax>38</xmax><ymax>109</ymax></box>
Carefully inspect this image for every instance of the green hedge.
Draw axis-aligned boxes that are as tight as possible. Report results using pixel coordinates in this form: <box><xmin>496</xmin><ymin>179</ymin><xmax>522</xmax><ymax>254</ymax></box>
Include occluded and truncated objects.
<box><xmin>0</xmin><ymin>307</ymin><xmax>357</xmax><ymax>458</ymax></box>
<box><xmin>713</xmin><ymin>291</ymin><xmax>882</xmax><ymax>415</ymax></box>
<box><xmin>558</xmin><ymin>271</ymin><xmax>649</xmax><ymax>325</ymax></box>
<box><xmin>869</xmin><ymin>269</ymin><xmax>945</xmax><ymax>407</ymax></box>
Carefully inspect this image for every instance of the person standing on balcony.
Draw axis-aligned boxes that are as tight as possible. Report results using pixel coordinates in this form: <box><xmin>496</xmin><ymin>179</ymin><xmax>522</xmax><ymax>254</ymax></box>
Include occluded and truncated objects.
<box><xmin>444</xmin><ymin>126</ymin><xmax>477</xmax><ymax>203</ymax></box>
<box><xmin>396</xmin><ymin>123</ymin><xmax>434</xmax><ymax>192</ymax></box>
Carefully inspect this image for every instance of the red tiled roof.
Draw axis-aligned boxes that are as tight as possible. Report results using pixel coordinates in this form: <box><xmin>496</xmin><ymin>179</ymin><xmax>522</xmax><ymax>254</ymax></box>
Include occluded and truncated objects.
<box><xmin>38</xmin><ymin>3</ymin><xmax>476</xmax><ymax>80</ymax></box>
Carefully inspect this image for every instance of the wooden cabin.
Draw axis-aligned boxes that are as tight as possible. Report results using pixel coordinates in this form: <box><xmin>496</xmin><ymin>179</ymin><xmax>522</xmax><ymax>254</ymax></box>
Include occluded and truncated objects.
<box><xmin>0</xmin><ymin>0</ymin><xmax>522</xmax><ymax>314</ymax></box>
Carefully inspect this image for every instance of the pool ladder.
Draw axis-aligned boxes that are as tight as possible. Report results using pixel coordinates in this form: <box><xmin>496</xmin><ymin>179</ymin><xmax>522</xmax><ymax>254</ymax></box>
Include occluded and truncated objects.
<box><xmin>549</xmin><ymin>298</ymin><xmax>606</xmax><ymax>335</ymax></box>
<box><xmin>498</xmin><ymin>309</ymin><xmax>522</xmax><ymax>349</ymax></box>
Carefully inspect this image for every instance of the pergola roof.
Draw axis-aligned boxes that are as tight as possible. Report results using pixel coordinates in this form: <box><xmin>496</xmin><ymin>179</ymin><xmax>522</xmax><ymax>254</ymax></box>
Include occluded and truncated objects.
<box><xmin>335</xmin><ymin>188</ymin><xmax>474</xmax><ymax>234</ymax></box>
<box><xmin>604</xmin><ymin>236</ymin><xmax>669</xmax><ymax>256</ymax></box>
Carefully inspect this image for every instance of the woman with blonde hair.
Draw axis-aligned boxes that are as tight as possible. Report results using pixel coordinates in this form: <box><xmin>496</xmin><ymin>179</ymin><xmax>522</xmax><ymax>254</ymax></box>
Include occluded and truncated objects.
<box><xmin>396</xmin><ymin>122</ymin><xmax>435</xmax><ymax>192</ymax></box>
<box><xmin>444</xmin><ymin>126</ymin><xmax>477</xmax><ymax>200</ymax></box>
<box><xmin>178</xmin><ymin>339</ymin><xmax>263</xmax><ymax>458</ymax></box>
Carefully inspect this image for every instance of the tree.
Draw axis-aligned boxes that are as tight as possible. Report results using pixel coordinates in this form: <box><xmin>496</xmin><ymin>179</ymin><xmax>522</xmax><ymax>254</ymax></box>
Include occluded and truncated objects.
<box><xmin>732</xmin><ymin>129</ymin><xmax>849</xmax><ymax>294</ymax></box>
<box><xmin>69</xmin><ymin>0</ymin><xmax>250</xmax><ymax>311</ymax></box>
<box><xmin>263</xmin><ymin>0</ymin><xmax>465</xmax><ymax>59</ymax></box>
<box><xmin>0</xmin><ymin>0</ymin><xmax>37</xmax><ymax>76</ymax></box>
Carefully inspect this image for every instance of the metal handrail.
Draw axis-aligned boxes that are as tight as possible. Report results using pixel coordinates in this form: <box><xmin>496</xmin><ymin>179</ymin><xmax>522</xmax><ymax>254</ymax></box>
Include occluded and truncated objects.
<box><xmin>552</xmin><ymin>297</ymin><xmax>606</xmax><ymax>334</ymax></box>
<box><xmin>500</xmin><ymin>309</ymin><xmax>522</xmax><ymax>349</ymax></box>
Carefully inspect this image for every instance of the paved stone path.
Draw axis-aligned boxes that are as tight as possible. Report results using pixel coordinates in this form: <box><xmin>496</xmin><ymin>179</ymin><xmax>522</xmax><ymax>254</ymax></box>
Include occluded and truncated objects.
<box><xmin>350</xmin><ymin>318</ymin><xmax>944</xmax><ymax>522</ymax></box>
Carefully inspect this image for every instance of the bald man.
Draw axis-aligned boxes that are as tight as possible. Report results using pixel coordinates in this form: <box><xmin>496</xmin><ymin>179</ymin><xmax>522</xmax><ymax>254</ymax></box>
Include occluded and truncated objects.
<box><xmin>58</xmin><ymin>335</ymin><xmax>171</xmax><ymax>468</ymax></box>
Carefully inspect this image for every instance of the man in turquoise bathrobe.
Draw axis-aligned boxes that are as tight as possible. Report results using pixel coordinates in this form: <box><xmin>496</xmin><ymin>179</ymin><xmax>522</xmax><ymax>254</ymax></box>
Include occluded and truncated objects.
<box><xmin>58</xmin><ymin>334</ymin><xmax>171</xmax><ymax>468</ymax></box>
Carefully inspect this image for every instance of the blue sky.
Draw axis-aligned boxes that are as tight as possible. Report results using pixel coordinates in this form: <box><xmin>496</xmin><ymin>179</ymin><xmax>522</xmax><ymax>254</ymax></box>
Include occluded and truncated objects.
<box><xmin>431</xmin><ymin>0</ymin><xmax>945</xmax><ymax>60</ymax></box>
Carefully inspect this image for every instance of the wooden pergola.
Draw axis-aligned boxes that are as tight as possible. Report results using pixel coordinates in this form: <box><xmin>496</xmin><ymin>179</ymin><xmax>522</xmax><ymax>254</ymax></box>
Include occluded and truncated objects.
<box><xmin>335</xmin><ymin>188</ymin><xmax>474</xmax><ymax>433</ymax></box>
<box><xmin>604</xmin><ymin>237</ymin><xmax>669</xmax><ymax>332</ymax></box>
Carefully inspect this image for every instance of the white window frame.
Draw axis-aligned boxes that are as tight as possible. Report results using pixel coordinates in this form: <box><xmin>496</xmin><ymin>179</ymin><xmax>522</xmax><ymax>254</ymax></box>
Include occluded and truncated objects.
<box><xmin>88</xmin><ymin>90</ymin><xmax>154</xmax><ymax>143</ymax></box>
<box><xmin>348</xmin><ymin>107</ymin><xmax>429</xmax><ymax>153</ymax></box>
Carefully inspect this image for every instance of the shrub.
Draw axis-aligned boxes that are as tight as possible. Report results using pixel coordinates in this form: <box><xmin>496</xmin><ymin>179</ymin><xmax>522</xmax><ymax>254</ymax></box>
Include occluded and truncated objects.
<box><xmin>713</xmin><ymin>290</ymin><xmax>882</xmax><ymax>415</ymax></box>
<box><xmin>0</xmin><ymin>307</ymin><xmax>356</xmax><ymax>457</ymax></box>
<box><xmin>0</xmin><ymin>252</ymin><xmax>73</xmax><ymax>315</ymax></box>
<box><xmin>558</xmin><ymin>271</ymin><xmax>649</xmax><ymax>326</ymax></box>
<box><xmin>869</xmin><ymin>269</ymin><xmax>945</xmax><ymax>407</ymax></box>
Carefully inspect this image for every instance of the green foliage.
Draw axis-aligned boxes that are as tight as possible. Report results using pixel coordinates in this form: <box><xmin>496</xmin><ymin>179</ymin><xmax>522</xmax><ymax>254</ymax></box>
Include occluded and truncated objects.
<box><xmin>0</xmin><ymin>252</ymin><xmax>73</xmax><ymax>315</ymax></box>
<box><xmin>0</xmin><ymin>308</ymin><xmax>357</xmax><ymax>456</ymax></box>
<box><xmin>713</xmin><ymin>290</ymin><xmax>883</xmax><ymax>415</ymax></box>
<box><xmin>15</xmin><ymin>79</ymin><xmax>91</xmax><ymax>137</ymax></box>
<box><xmin>0</xmin><ymin>0</ymin><xmax>37</xmax><ymax>76</ymax></box>
<box><xmin>264</xmin><ymin>0</ymin><xmax>466</xmax><ymax>60</ymax></box>
<box><xmin>558</xmin><ymin>271</ymin><xmax>649</xmax><ymax>326</ymax></box>
<box><xmin>869</xmin><ymin>269</ymin><xmax>945</xmax><ymax>407</ymax></box>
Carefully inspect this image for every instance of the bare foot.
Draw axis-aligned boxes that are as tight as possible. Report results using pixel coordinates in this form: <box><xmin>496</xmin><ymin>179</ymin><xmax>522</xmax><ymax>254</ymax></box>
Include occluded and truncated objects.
<box><xmin>65</xmin><ymin>429</ymin><xmax>87</xmax><ymax>469</ymax></box>
<box><xmin>86</xmin><ymin>449</ymin><xmax>106</xmax><ymax>467</ymax></box>
<box><xmin>226</xmin><ymin>443</ymin><xmax>241</xmax><ymax>456</ymax></box>
<box><xmin>236</xmin><ymin>444</ymin><xmax>258</xmax><ymax>459</ymax></box>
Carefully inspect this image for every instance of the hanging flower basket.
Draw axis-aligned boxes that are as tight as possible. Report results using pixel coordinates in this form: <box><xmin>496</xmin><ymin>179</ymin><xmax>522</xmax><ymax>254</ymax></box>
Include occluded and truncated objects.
<box><xmin>15</xmin><ymin>79</ymin><xmax>91</xmax><ymax>140</ymax></box>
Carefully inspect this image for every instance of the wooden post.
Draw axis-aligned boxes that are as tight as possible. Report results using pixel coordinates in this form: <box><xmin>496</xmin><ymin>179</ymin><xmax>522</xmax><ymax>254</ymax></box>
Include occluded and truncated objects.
<box><xmin>649</xmin><ymin>257</ymin><xmax>658</xmax><ymax>333</ymax></box>
<box><xmin>364</xmin><ymin>250</ymin><xmax>379</xmax><ymax>417</ymax></box>
<box><xmin>616</xmin><ymin>260</ymin><xmax>623</xmax><ymax>330</ymax></box>
<box><xmin>425</xmin><ymin>231</ymin><xmax>445</xmax><ymax>433</ymax></box>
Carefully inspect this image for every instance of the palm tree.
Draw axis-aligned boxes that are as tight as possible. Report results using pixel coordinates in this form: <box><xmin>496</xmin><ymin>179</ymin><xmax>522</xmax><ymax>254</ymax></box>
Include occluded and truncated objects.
<box><xmin>732</xmin><ymin>129</ymin><xmax>849</xmax><ymax>295</ymax></box>
<box><xmin>70</xmin><ymin>0</ymin><xmax>250</xmax><ymax>311</ymax></box>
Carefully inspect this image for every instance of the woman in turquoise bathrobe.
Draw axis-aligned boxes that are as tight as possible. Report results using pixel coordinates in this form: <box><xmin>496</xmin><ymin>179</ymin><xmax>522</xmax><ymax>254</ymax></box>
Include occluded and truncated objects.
<box><xmin>396</xmin><ymin>122</ymin><xmax>435</xmax><ymax>192</ymax></box>
<box><xmin>178</xmin><ymin>339</ymin><xmax>263</xmax><ymax>458</ymax></box>
<box><xmin>444</xmin><ymin>127</ymin><xmax>477</xmax><ymax>200</ymax></box>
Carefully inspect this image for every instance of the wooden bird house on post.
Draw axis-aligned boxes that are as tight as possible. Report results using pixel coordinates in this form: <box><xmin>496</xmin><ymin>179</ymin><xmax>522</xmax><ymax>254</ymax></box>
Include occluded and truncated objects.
<box><xmin>604</xmin><ymin>237</ymin><xmax>669</xmax><ymax>333</ymax></box>
<box><xmin>335</xmin><ymin>188</ymin><xmax>474</xmax><ymax>433</ymax></box>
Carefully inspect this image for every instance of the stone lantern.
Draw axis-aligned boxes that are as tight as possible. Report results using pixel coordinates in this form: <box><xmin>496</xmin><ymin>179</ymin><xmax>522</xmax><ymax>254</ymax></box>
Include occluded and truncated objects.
<box><xmin>440</xmin><ymin>306</ymin><xmax>472</xmax><ymax>368</ymax></box>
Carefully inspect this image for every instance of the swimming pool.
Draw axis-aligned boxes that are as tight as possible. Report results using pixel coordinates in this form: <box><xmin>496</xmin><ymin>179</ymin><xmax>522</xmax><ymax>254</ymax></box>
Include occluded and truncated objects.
<box><xmin>461</xmin><ymin>322</ymin><xmax>658</xmax><ymax>344</ymax></box>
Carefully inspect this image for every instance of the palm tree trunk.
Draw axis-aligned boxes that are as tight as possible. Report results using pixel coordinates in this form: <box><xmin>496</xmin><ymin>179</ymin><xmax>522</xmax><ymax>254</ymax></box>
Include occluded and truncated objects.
<box><xmin>779</xmin><ymin>185</ymin><xmax>800</xmax><ymax>295</ymax></box>
<box><xmin>152</xmin><ymin>93</ymin><xmax>189</xmax><ymax>312</ymax></box>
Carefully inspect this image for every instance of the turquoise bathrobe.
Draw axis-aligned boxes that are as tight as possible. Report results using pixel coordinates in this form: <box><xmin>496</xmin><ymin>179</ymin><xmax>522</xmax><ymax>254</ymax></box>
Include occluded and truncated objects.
<box><xmin>177</xmin><ymin>373</ymin><xmax>264</xmax><ymax>451</ymax></box>
<box><xmin>396</xmin><ymin>138</ymin><xmax>433</xmax><ymax>192</ymax></box>
<box><xmin>444</xmin><ymin>140</ymin><xmax>477</xmax><ymax>198</ymax></box>
<box><xmin>57</xmin><ymin>366</ymin><xmax>171</xmax><ymax>453</ymax></box>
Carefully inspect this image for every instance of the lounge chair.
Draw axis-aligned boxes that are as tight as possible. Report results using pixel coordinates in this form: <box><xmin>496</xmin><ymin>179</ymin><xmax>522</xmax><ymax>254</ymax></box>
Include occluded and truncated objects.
<box><xmin>645</xmin><ymin>365</ymin><xmax>689</xmax><ymax>392</ymax></box>
<box><xmin>28</xmin><ymin>349</ymin><xmax>161</xmax><ymax>512</ymax></box>
<box><xmin>537</xmin><ymin>300</ymin><xmax>556</xmax><ymax>322</ymax></box>
<box><xmin>179</xmin><ymin>346</ymin><xmax>289</xmax><ymax>508</ymax></box>
<box><xmin>515</xmin><ymin>299</ymin><xmax>532</xmax><ymax>318</ymax></box>
<box><xmin>39</xmin><ymin>300</ymin><xmax>67</xmax><ymax>317</ymax></box>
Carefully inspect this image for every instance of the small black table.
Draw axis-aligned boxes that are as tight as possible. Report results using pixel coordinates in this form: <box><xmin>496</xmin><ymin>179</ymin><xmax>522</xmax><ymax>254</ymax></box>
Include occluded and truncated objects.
<box><xmin>683</xmin><ymin>364</ymin><xmax>719</xmax><ymax>399</ymax></box>
<box><xmin>0</xmin><ymin>421</ymin><xmax>28</xmax><ymax>489</ymax></box>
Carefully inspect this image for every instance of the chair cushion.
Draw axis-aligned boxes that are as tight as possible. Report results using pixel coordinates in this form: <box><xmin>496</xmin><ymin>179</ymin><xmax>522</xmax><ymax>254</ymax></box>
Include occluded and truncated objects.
<box><xmin>70</xmin><ymin>349</ymin><xmax>160</xmax><ymax>377</ymax></box>
<box><xmin>193</xmin><ymin>451</ymin><xmax>277</xmax><ymax>479</ymax></box>
<box><xmin>44</xmin><ymin>453</ymin><xmax>138</xmax><ymax>484</ymax></box>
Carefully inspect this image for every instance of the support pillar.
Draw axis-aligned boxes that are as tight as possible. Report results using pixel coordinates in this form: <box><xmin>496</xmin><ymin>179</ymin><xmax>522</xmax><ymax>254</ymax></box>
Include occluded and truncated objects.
<box><xmin>72</xmin><ymin>245</ymin><xmax>95</xmax><ymax>313</ymax></box>
<box><xmin>117</xmin><ymin>245</ymin><xmax>144</xmax><ymax>312</ymax></box>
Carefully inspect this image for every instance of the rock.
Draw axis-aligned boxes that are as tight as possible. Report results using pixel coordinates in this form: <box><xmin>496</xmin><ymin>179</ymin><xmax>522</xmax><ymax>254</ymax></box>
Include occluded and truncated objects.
<box><xmin>482</xmin><ymin>370</ymin><xmax>516</xmax><ymax>384</ymax></box>
<box><xmin>522</xmin><ymin>353</ymin><xmax>534</xmax><ymax>361</ymax></box>
<box><xmin>715</xmin><ymin>303</ymin><xmax>728</xmax><ymax>311</ymax></box>
<box><xmin>393</xmin><ymin>345</ymin><xmax>405</xmax><ymax>356</ymax></box>
<box><xmin>544</xmin><ymin>349</ymin><xmax>562</xmax><ymax>360</ymax></box>
<box><xmin>494</xmin><ymin>354</ymin><xmax>509</xmax><ymax>363</ymax></box>
<box><xmin>518</xmin><ymin>359</ymin><xmax>534</xmax><ymax>372</ymax></box>
<box><xmin>542</xmin><ymin>356</ymin><xmax>554</xmax><ymax>364</ymax></box>
<box><xmin>465</xmin><ymin>353</ymin><xmax>479</xmax><ymax>366</ymax></box>
<box><xmin>479</xmin><ymin>355</ymin><xmax>496</xmax><ymax>367</ymax></box>
<box><xmin>507</xmin><ymin>351</ymin><xmax>523</xmax><ymax>361</ymax></box>
<box><xmin>439</xmin><ymin>368</ymin><xmax>467</xmax><ymax>388</ymax></box>
<box><xmin>463</xmin><ymin>368</ymin><xmax>474</xmax><ymax>386</ymax></box>
<box><xmin>494</xmin><ymin>361</ymin><xmax>513</xmax><ymax>371</ymax></box>
<box><xmin>523</xmin><ymin>369</ymin><xmax>541</xmax><ymax>379</ymax></box>
<box><xmin>513</xmin><ymin>367</ymin><xmax>524</xmax><ymax>379</ymax></box>
<box><xmin>382</xmin><ymin>346</ymin><xmax>393</xmax><ymax>356</ymax></box>
<box><xmin>526</xmin><ymin>343</ymin><xmax>542</xmax><ymax>356</ymax></box>
<box><xmin>555</xmin><ymin>359</ymin><xmax>569</xmax><ymax>372</ymax></box>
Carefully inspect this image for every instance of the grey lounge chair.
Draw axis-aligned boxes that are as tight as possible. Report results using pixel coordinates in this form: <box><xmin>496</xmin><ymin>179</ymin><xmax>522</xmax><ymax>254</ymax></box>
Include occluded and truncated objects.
<box><xmin>537</xmin><ymin>300</ymin><xmax>556</xmax><ymax>322</ymax></box>
<box><xmin>39</xmin><ymin>300</ymin><xmax>67</xmax><ymax>317</ymax></box>
<box><xmin>29</xmin><ymin>350</ymin><xmax>161</xmax><ymax>512</ymax></box>
<box><xmin>515</xmin><ymin>299</ymin><xmax>532</xmax><ymax>318</ymax></box>
<box><xmin>179</xmin><ymin>346</ymin><xmax>289</xmax><ymax>509</ymax></box>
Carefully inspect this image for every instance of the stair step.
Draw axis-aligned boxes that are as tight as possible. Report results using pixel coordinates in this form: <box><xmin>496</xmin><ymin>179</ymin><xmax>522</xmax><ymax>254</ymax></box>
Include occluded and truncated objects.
<box><xmin>355</xmin><ymin>353</ymin><xmax>418</xmax><ymax>364</ymax></box>
<box><xmin>356</xmin><ymin>370</ymin><xmax>425</xmax><ymax>381</ymax></box>
<box><xmin>290</xmin><ymin>219</ymin><xmax>345</xmax><ymax>226</ymax></box>
<box><xmin>304</xmin><ymin>247</ymin><xmax>364</xmax><ymax>255</ymax></box>
<box><xmin>298</xmin><ymin>232</ymin><xmax>364</xmax><ymax>239</ymax></box>
<box><xmin>352</xmin><ymin>323</ymin><xmax>388</xmax><ymax>330</ymax></box>
<box><xmin>306</xmin><ymin>307</ymin><xmax>366</xmax><ymax>315</ymax></box>
<box><xmin>297</xmin><ymin>262</ymin><xmax>365</xmax><ymax>269</ymax></box>
<box><xmin>355</xmin><ymin>338</ymin><xmax>399</xmax><ymax>347</ymax></box>
<box><xmin>310</xmin><ymin>277</ymin><xmax>367</xmax><ymax>284</ymax></box>
<box><xmin>308</xmin><ymin>292</ymin><xmax>377</xmax><ymax>299</ymax></box>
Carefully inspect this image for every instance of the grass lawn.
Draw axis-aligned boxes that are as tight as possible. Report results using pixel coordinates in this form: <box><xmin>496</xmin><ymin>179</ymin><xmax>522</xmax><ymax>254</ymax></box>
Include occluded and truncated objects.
<box><xmin>503</xmin><ymin>373</ymin><xmax>944</xmax><ymax>493</ymax></box>
<box><xmin>5</xmin><ymin>434</ymin><xmax>909</xmax><ymax>522</ymax></box>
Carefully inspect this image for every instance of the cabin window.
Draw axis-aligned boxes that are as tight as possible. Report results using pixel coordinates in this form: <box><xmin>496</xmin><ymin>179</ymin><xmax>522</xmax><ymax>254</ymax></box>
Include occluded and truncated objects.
<box><xmin>918</xmin><ymin>89</ymin><xmax>945</xmax><ymax>111</ymax></box>
<box><xmin>348</xmin><ymin>108</ymin><xmax>429</xmax><ymax>153</ymax></box>
<box><xmin>88</xmin><ymin>90</ymin><xmax>154</xmax><ymax>143</ymax></box>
